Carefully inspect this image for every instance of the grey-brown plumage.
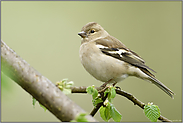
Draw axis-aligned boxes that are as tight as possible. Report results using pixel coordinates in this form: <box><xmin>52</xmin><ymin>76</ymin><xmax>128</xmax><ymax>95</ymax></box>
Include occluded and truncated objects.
<box><xmin>78</xmin><ymin>22</ymin><xmax>175</xmax><ymax>98</ymax></box>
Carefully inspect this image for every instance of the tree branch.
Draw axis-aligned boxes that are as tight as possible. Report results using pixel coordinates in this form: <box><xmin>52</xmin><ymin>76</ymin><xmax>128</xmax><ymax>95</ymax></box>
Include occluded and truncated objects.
<box><xmin>1</xmin><ymin>40</ymin><xmax>97</xmax><ymax>122</ymax></box>
<box><xmin>71</xmin><ymin>86</ymin><xmax>172</xmax><ymax>122</ymax></box>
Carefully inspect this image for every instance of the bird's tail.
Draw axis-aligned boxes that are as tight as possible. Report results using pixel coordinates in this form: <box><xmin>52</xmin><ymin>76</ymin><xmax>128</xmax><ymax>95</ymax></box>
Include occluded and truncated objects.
<box><xmin>148</xmin><ymin>77</ymin><xmax>175</xmax><ymax>98</ymax></box>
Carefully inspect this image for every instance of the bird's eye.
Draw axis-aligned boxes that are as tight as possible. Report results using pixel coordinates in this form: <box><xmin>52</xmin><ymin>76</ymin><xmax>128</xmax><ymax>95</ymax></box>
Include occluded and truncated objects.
<box><xmin>90</xmin><ymin>29</ymin><xmax>95</xmax><ymax>33</ymax></box>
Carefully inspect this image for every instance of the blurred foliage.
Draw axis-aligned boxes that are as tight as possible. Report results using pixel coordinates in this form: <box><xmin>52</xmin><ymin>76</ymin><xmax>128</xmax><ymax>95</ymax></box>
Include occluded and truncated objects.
<box><xmin>1</xmin><ymin>71</ymin><xmax>13</xmax><ymax>92</ymax></box>
<box><xmin>71</xmin><ymin>113</ymin><xmax>88</xmax><ymax>122</ymax></box>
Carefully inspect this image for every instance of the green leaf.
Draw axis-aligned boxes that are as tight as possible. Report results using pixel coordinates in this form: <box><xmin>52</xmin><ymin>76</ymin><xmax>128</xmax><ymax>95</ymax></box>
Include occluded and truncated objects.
<box><xmin>105</xmin><ymin>104</ymin><xmax>112</xmax><ymax>121</ymax></box>
<box><xmin>65</xmin><ymin>81</ymin><xmax>74</xmax><ymax>88</ymax></box>
<box><xmin>144</xmin><ymin>103</ymin><xmax>161</xmax><ymax>122</ymax></box>
<box><xmin>56</xmin><ymin>79</ymin><xmax>74</xmax><ymax>94</ymax></box>
<box><xmin>86</xmin><ymin>86</ymin><xmax>93</xmax><ymax>95</ymax></box>
<box><xmin>99</xmin><ymin>105</ymin><xmax>111</xmax><ymax>122</ymax></box>
<box><xmin>87</xmin><ymin>86</ymin><xmax>102</xmax><ymax>107</ymax></box>
<box><xmin>92</xmin><ymin>88</ymin><xmax>98</xmax><ymax>99</ymax></box>
<box><xmin>110</xmin><ymin>103</ymin><xmax>122</xmax><ymax>122</ymax></box>
<box><xmin>32</xmin><ymin>97</ymin><xmax>37</xmax><ymax>108</ymax></box>
<box><xmin>32</xmin><ymin>97</ymin><xmax>47</xmax><ymax>111</ymax></box>
<box><xmin>110</xmin><ymin>87</ymin><xmax>116</xmax><ymax>99</ymax></box>
<box><xmin>92</xmin><ymin>97</ymin><xmax>103</xmax><ymax>107</ymax></box>
<box><xmin>105</xmin><ymin>86</ymin><xmax>116</xmax><ymax>102</ymax></box>
<box><xmin>63</xmin><ymin>88</ymin><xmax>71</xmax><ymax>95</ymax></box>
<box><xmin>99</xmin><ymin>87</ymin><xmax>122</xmax><ymax>122</ymax></box>
<box><xmin>1</xmin><ymin>71</ymin><xmax>13</xmax><ymax>91</ymax></box>
<box><xmin>62</xmin><ymin>78</ymin><xmax>68</xmax><ymax>82</ymax></box>
<box><xmin>71</xmin><ymin>113</ymin><xmax>88</xmax><ymax>122</ymax></box>
<box><xmin>39</xmin><ymin>103</ymin><xmax>47</xmax><ymax>111</ymax></box>
<box><xmin>86</xmin><ymin>86</ymin><xmax>98</xmax><ymax>99</ymax></box>
<box><xmin>104</xmin><ymin>88</ymin><xmax>110</xmax><ymax>97</ymax></box>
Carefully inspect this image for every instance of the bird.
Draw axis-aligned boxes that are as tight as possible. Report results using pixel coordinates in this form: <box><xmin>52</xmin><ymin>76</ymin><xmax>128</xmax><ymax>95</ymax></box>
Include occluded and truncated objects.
<box><xmin>78</xmin><ymin>22</ymin><xmax>174</xmax><ymax>98</ymax></box>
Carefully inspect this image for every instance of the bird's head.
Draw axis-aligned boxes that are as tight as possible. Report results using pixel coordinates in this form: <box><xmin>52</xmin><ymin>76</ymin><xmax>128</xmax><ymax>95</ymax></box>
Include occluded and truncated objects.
<box><xmin>78</xmin><ymin>22</ymin><xmax>108</xmax><ymax>44</ymax></box>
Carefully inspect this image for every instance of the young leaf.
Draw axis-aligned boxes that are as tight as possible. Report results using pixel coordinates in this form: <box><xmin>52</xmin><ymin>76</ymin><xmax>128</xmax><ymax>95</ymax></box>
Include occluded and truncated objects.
<box><xmin>86</xmin><ymin>86</ymin><xmax>93</xmax><ymax>95</ymax></box>
<box><xmin>56</xmin><ymin>79</ymin><xmax>74</xmax><ymax>94</ymax></box>
<box><xmin>92</xmin><ymin>97</ymin><xmax>103</xmax><ymax>107</ymax></box>
<box><xmin>105</xmin><ymin>86</ymin><xmax>116</xmax><ymax>102</ymax></box>
<box><xmin>62</xmin><ymin>88</ymin><xmax>71</xmax><ymax>94</ymax></box>
<box><xmin>104</xmin><ymin>88</ymin><xmax>110</xmax><ymax>97</ymax></box>
<box><xmin>86</xmin><ymin>86</ymin><xmax>98</xmax><ymax>99</ymax></box>
<box><xmin>71</xmin><ymin>113</ymin><xmax>88</xmax><ymax>122</ymax></box>
<box><xmin>110</xmin><ymin>87</ymin><xmax>116</xmax><ymax>99</ymax></box>
<box><xmin>108</xmin><ymin>87</ymin><xmax>116</xmax><ymax>102</ymax></box>
<box><xmin>39</xmin><ymin>103</ymin><xmax>47</xmax><ymax>111</ymax></box>
<box><xmin>144</xmin><ymin>103</ymin><xmax>161</xmax><ymax>122</ymax></box>
<box><xmin>105</xmin><ymin>104</ymin><xmax>112</xmax><ymax>121</ymax></box>
<box><xmin>92</xmin><ymin>88</ymin><xmax>98</xmax><ymax>99</ymax></box>
<box><xmin>87</xmin><ymin>86</ymin><xmax>102</xmax><ymax>107</ymax></box>
<box><xmin>32</xmin><ymin>97</ymin><xmax>37</xmax><ymax>108</ymax></box>
<box><xmin>110</xmin><ymin>103</ymin><xmax>122</xmax><ymax>122</ymax></box>
<box><xmin>99</xmin><ymin>105</ymin><xmax>111</xmax><ymax>122</ymax></box>
<box><xmin>32</xmin><ymin>97</ymin><xmax>47</xmax><ymax>111</ymax></box>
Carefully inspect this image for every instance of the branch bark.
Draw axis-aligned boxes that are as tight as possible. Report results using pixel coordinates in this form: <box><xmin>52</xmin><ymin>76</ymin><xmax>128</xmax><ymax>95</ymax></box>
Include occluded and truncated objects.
<box><xmin>71</xmin><ymin>86</ymin><xmax>172</xmax><ymax>122</ymax></box>
<box><xmin>1</xmin><ymin>40</ymin><xmax>97</xmax><ymax>122</ymax></box>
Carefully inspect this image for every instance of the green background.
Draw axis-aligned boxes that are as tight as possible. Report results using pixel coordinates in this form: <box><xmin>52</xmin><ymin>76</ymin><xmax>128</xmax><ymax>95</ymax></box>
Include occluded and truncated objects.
<box><xmin>1</xmin><ymin>1</ymin><xmax>182</xmax><ymax>122</ymax></box>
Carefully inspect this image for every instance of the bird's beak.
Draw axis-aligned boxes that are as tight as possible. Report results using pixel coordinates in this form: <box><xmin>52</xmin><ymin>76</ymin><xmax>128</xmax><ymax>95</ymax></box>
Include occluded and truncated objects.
<box><xmin>78</xmin><ymin>31</ymin><xmax>87</xmax><ymax>38</ymax></box>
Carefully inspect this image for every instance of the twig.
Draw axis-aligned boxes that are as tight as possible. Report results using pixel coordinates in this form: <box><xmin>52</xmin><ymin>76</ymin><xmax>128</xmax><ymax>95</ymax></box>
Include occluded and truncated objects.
<box><xmin>90</xmin><ymin>86</ymin><xmax>109</xmax><ymax>116</ymax></box>
<box><xmin>90</xmin><ymin>94</ymin><xmax>108</xmax><ymax>117</ymax></box>
<box><xmin>71</xmin><ymin>86</ymin><xmax>172</xmax><ymax>122</ymax></box>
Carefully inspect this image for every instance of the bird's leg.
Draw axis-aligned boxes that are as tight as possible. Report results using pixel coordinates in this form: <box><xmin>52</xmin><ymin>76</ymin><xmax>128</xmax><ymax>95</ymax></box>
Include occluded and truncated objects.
<box><xmin>98</xmin><ymin>79</ymin><xmax>113</xmax><ymax>93</ymax></box>
<box><xmin>112</xmin><ymin>82</ymin><xmax>117</xmax><ymax>86</ymax></box>
<box><xmin>112</xmin><ymin>82</ymin><xmax>121</xmax><ymax>90</ymax></box>
<box><xmin>100</xmin><ymin>79</ymin><xmax>113</xmax><ymax>88</ymax></box>
<box><xmin>115</xmin><ymin>86</ymin><xmax>121</xmax><ymax>90</ymax></box>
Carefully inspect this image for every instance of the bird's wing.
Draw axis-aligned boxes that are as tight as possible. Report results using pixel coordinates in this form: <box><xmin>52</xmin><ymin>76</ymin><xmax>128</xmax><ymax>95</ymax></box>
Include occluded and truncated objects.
<box><xmin>95</xmin><ymin>36</ymin><xmax>156</xmax><ymax>77</ymax></box>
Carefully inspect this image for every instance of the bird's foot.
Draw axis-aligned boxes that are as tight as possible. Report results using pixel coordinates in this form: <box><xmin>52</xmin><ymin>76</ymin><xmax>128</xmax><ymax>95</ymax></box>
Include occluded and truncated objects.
<box><xmin>100</xmin><ymin>79</ymin><xmax>113</xmax><ymax>88</ymax></box>
<box><xmin>115</xmin><ymin>86</ymin><xmax>121</xmax><ymax>90</ymax></box>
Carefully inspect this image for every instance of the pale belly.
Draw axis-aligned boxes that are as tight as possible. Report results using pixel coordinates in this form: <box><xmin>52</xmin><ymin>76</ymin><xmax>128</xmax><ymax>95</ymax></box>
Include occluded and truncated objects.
<box><xmin>80</xmin><ymin>43</ymin><xmax>129</xmax><ymax>83</ymax></box>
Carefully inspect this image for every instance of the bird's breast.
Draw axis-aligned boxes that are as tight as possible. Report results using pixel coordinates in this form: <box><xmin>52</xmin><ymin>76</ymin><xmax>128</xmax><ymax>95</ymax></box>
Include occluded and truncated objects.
<box><xmin>79</xmin><ymin>42</ymin><xmax>129</xmax><ymax>82</ymax></box>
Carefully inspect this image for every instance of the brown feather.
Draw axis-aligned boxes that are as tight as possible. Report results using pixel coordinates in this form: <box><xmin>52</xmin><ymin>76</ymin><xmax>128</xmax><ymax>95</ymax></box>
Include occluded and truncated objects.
<box><xmin>95</xmin><ymin>36</ymin><xmax>156</xmax><ymax>73</ymax></box>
